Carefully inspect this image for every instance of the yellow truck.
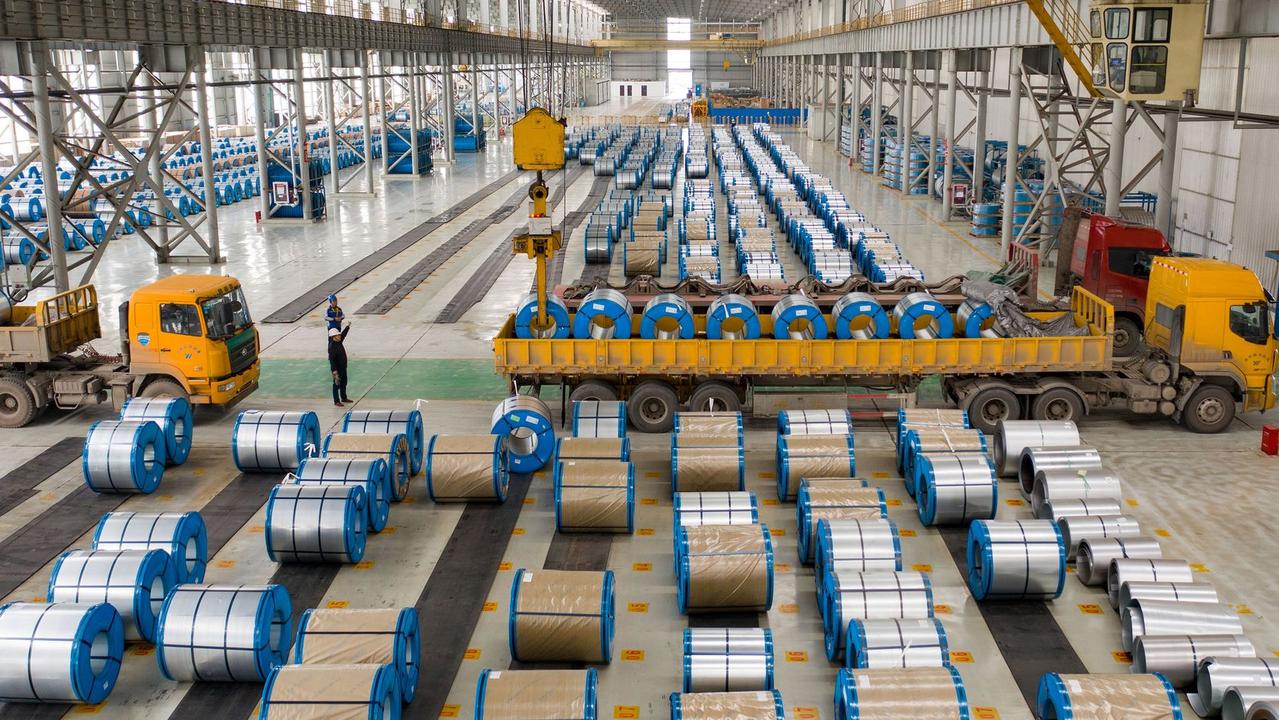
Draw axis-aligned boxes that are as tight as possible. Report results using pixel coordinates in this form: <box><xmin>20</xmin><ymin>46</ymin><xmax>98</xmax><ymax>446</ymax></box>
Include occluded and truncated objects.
<box><xmin>493</xmin><ymin>259</ymin><xmax>1277</xmax><ymax>434</ymax></box>
<box><xmin>0</xmin><ymin>275</ymin><xmax>260</xmax><ymax>428</ymax></box>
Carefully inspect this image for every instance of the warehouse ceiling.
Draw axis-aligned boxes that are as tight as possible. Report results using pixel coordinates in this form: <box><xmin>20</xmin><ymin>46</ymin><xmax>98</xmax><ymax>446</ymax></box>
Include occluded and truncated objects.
<box><xmin>593</xmin><ymin>0</ymin><xmax>775</xmax><ymax>21</ymax></box>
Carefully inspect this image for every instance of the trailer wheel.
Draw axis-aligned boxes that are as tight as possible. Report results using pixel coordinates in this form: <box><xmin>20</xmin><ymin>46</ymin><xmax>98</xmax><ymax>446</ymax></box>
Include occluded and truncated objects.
<box><xmin>0</xmin><ymin>377</ymin><xmax>37</xmax><ymax>429</ymax></box>
<box><xmin>568</xmin><ymin>380</ymin><xmax>618</xmax><ymax>404</ymax></box>
<box><xmin>628</xmin><ymin>381</ymin><xmax>678</xmax><ymax>433</ymax></box>
<box><xmin>966</xmin><ymin>385</ymin><xmax>1022</xmax><ymax>435</ymax></box>
<box><xmin>1031</xmin><ymin>388</ymin><xmax>1085</xmax><ymax>423</ymax></box>
<box><xmin>1113</xmin><ymin>316</ymin><xmax>1142</xmax><ymax>357</ymax></box>
<box><xmin>687</xmin><ymin>381</ymin><xmax>741</xmax><ymax>413</ymax></box>
<box><xmin>1181</xmin><ymin>385</ymin><xmax>1235</xmax><ymax>434</ymax></box>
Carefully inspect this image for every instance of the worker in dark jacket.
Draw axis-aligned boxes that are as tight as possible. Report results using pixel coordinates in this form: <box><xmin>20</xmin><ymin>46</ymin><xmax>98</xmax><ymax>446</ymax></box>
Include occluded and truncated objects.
<box><xmin>329</xmin><ymin>323</ymin><xmax>353</xmax><ymax>407</ymax></box>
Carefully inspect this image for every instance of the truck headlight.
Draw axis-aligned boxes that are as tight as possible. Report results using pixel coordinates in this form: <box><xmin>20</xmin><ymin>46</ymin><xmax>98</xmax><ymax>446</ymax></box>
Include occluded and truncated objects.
<box><xmin>219</xmin><ymin>381</ymin><xmax>237</xmax><ymax>393</ymax></box>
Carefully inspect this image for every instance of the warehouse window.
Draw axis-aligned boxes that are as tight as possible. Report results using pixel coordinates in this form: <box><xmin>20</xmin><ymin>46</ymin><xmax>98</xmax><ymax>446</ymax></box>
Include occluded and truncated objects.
<box><xmin>668</xmin><ymin>17</ymin><xmax>693</xmax><ymax>97</ymax></box>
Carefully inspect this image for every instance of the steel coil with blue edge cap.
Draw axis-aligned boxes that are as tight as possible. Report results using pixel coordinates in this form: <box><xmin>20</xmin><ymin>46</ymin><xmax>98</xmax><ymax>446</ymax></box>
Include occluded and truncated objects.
<box><xmin>571</xmin><ymin>401</ymin><xmax>627</xmax><ymax>439</ymax></box>
<box><xmin>0</xmin><ymin>602</ymin><xmax>123</xmax><ymax>704</ymax></box>
<box><xmin>834</xmin><ymin>666</ymin><xmax>970</xmax><ymax>720</ymax></box>
<box><xmin>425</xmin><ymin>434</ymin><xmax>509</xmax><ymax>502</ymax></box>
<box><xmin>900</xmin><ymin>427</ymin><xmax>988</xmax><ymax>495</ymax></box>
<box><xmin>119</xmin><ymin>396</ymin><xmax>194</xmax><ymax>466</ymax></box>
<box><xmin>514</xmin><ymin>292</ymin><xmax>571</xmax><ymax>339</ymax></box>
<box><xmin>47</xmin><ymin>549</ymin><xmax>176</xmax><ymax>642</ymax></box>
<box><xmin>641</xmin><ymin>293</ymin><xmax>695</xmax><ymax>339</ymax></box>
<box><xmin>258</xmin><ymin>663</ymin><xmax>401</xmax><ymax>720</ymax></box>
<box><xmin>795</xmin><ymin>480</ymin><xmax>882</xmax><ymax>565</ymax></box>
<box><xmin>670</xmin><ymin>689</ymin><xmax>786</xmax><ymax>719</ymax></box>
<box><xmin>706</xmin><ymin>293</ymin><xmax>761</xmax><ymax>340</ymax></box>
<box><xmin>966</xmin><ymin>519</ymin><xmax>1066</xmax><ymax>601</ymax></box>
<box><xmin>892</xmin><ymin>292</ymin><xmax>955</xmax><ymax>339</ymax></box>
<box><xmin>845</xmin><ymin>618</ymin><xmax>949</xmax><ymax>669</ymax></box>
<box><xmin>822</xmin><ymin>570</ymin><xmax>933</xmax><ymax>661</ymax></box>
<box><xmin>92</xmin><ymin>511</ymin><xmax>208</xmax><ymax>584</ymax></box>
<box><xmin>491</xmin><ymin>395</ymin><xmax>556</xmax><ymax>473</ymax></box>
<box><xmin>265</xmin><ymin>483</ymin><xmax>367</xmax><ymax>563</ymax></box>
<box><xmin>474</xmin><ymin>667</ymin><xmax>598</xmax><ymax>720</ymax></box>
<box><xmin>82</xmin><ymin>419</ymin><xmax>166</xmax><ymax>494</ymax></box>
<box><xmin>232</xmin><ymin>410</ymin><xmax>321</xmax><ymax>473</ymax></box>
<box><xmin>771</xmin><ymin>294</ymin><xmax>829</xmax><ymax>340</ymax></box>
<box><xmin>293</xmin><ymin>607</ymin><xmax>420</xmax><ymax>703</ymax></box>
<box><xmin>156</xmin><ymin>583</ymin><xmax>293</xmax><ymax>682</ymax></box>
<box><xmin>895</xmin><ymin>409</ymin><xmax>970</xmax><ymax>473</ymax></box>
<box><xmin>1035</xmin><ymin>672</ymin><xmax>1182</xmax><ymax>720</ymax></box>
<box><xmin>778</xmin><ymin>409</ymin><xmax>853</xmax><ymax>436</ymax></box>
<box><xmin>815</xmin><ymin>518</ymin><xmax>902</xmax><ymax>582</ymax></box>
<box><xmin>508</xmin><ymin>568</ymin><xmax>615</xmax><ymax>663</ymax></box>
<box><xmin>321</xmin><ymin>432</ymin><xmax>411</xmax><ymax>502</ymax></box>
<box><xmin>573</xmin><ymin>287</ymin><xmax>633</xmax><ymax>339</ymax></box>
<box><xmin>293</xmin><ymin>457</ymin><xmax>392</xmax><ymax>533</ymax></box>
<box><xmin>957</xmin><ymin>299</ymin><xmax>997</xmax><ymax>338</ymax></box>
<box><xmin>554</xmin><ymin>459</ymin><xmax>634</xmax><ymax>533</ymax></box>
<box><xmin>832</xmin><ymin>292</ymin><xmax>890</xmax><ymax>339</ymax></box>
<box><xmin>774</xmin><ymin>434</ymin><xmax>855</xmax><ymax>502</ymax></box>
<box><xmin>682</xmin><ymin>627</ymin><xmax>775</xmax><ymax>693</ymax></box>
<box><xmin>341</xmin><ymin>409</ymin><xmax>426</xmax><ymax>476</ymax></box>
<box><xmin>676</xmin><ymin>524</ymin><xmax>774</xmax><ymax>614</ymax></box>
<box><xmin>915</xmin><ymin>453</ymin><xmax>998</xmax><ymax>526</ymax></box>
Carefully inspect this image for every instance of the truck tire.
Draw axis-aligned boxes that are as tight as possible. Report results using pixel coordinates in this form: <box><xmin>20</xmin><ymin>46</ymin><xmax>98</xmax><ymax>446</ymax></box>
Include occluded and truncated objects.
<box><xmin>568</xmin><ymin>380</ymin><xmax>619</xmax><ymax>405</ymax></box>
<box><xmin>1113</xmin><ymin>316</ymin><xmax>1142</xmax><ymax>357</ymax></box>
<box><xmin>0</xmin><ymin>377</ymin><xmax>37</xmax><ymax>429</ymax></box>
<box><xmin>965</xmin><ymin>385</ymin><xmax>1022</xmax><ymax>435</ymax></box>
<box><xmin>627</xmin><ymin>381</ymin><xmax>678</xmax><ymax>433</ymax></box>
<box><xmin>1031</xmin><ymin>388</ymin><xmax>1085</xmax><ymax>423</ymax></box>
<box><xmin>1181</xmin><ymin>385</ymin><xmax>1236</xmax><ymax>434</ymax></box>
<box><xmin>141</xmin><ymin>378</ymin><xmax>189</xmax><ymax>401</ymax></box>
<box><xmin>687</xmin><ymin>381</ymin><xmax>741</xmax><ymax>413</ymax></box>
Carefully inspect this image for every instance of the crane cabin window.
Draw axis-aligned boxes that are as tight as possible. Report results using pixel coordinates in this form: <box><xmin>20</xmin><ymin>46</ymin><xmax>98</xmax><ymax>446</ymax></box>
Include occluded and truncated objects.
<box><xmin>1108</xmin><ymin>44</ymin><xmax>1128</xmax><ymax>92</ymax></box>
<box><xmin>1130</xmin><ymin>46</ymin><xmax>1169</xmax><ymax>94</ymax></box>
<box><xmin>1133</xmin><ymin>8</ymin><xmax>1172</xmax><ymax>42</ymax></box>
<box><xmin>1105</xmin><ymin>8</ymin><xmax>1131</xmax><ymax>39</ymax></box>
<box><xmin>1091</xmin><ymin>10</ymin><xmax>1102</xmax><ymax>37</ymax></box>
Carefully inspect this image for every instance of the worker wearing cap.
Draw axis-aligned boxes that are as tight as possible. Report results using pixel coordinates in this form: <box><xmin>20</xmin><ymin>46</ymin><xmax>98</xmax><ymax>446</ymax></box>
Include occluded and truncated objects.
<box><xmin>329</xmin><ymin>323</ymin><xmax>353</xmax><ymax>407</ymax></box>
<box><xmin>325</xmin><ymin>294</ymin><xmax>344</xmax><ymax>330</ymax></box>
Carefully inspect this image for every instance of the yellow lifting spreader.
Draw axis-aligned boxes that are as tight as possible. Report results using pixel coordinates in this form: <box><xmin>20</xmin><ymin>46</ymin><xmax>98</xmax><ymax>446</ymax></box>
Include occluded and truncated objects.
<box><xmin>511</xmin><ymin>107</ymin><xmax>567</xmax><ymax>334</ymax></box>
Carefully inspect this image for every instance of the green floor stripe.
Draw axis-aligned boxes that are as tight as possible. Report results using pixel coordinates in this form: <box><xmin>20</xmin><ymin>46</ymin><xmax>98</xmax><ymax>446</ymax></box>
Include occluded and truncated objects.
<box><xmin>257</xmin><ymin>357</ymin><xmax>514</xmax><ymax>400</ymax></box>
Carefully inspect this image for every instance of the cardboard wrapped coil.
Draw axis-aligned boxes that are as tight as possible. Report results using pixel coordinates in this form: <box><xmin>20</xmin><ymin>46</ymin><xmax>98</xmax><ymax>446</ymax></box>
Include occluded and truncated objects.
<box><xmin>671</xmin><ymin>437</ymin><xmax>745</xmax><ymax>494</ymax></box>
<box><xmin>674</xmin><ymin>412</ymin><xmax>744</xmax><ymax>440</ymax></box>
<box><xmin>259</xmin><ymin>663</ymin><xmax>400</xmax><ymax>719</ymax></box>
<box><xmin>775</xmin><ymin>434</ymin><xmax>856</xmax><ymax>501</ymax></box>
<box><xmin>625</xmin><ymin>239</ymin><xmax>661</xmax><ymax>276</ymax></box>
<box><xmin>556</xmin><ymin>436</ymin><xmax>631</xmax><ymax>463</ymax></box>
<box><xmin>572</xmin><ymin>400</ymin><xmax>627</xmax><ymax>439</ymax></box>
<box><xmin>682</xmin><ymin>628</ymin><xmax>775</xmax><ymax>693</ymax></box>
<box><xmin>425</xmin><ymin>434</ymin><xmax>509</xmax><ymax>502</ymax></box>
<box><xmin>322</xmin><ymin>432</ymin><xmax>411</xmax><ymax>502</ymax></box>
<box><xmin>834</xmin><ymin>666</ymin><xmax>969</xmax><ymax>720</ymax></box>
<box><xmin>896</xmin><ymin>409</ymin><xmax>969</xmax><ymax>472</ymax></box>
<box><xmin>1036</xmin><ymin>672</ymin><xmax>1181</xmax><ymax>720</ymax></box>
<box><xmin>822</xmin><ymin>571</ymin><xmax>934</xmax><ymax>662</ymax></box>
<box><xmin>845</xmin><ymin>618</ymin><xmax>949</xmax><ymax>670</ymax></box>
<box><xmin>796</xmin><ymin>480</ymin><xmax>885</xmax><ymax>564</ymax></box>
<box><xmin>509</xmin><ymin>569</ymin><xmax>615</xmax><ymax>663</ymax></box>
<box><xmin>554</xmin><ymin>459</ymin><xmax>635</xmax><ymax>533</ymax></box>
<box><xmin>474</xmin><ymin>668</ymin><xmax>597</xmax><ymax>720</ymax></box>
<box><xmin>966</xmin><ymin>519</ymin><xmax>1065</xmax><ymax>600</ymax></box>
<box><xmin>293</xmin><ymin>607</ymin><xmax>420</xmax><ymax>702</ymax></box>
<box><xmin>675</xmin><ymin>524</ymin><xmax>774</xmax><ymax>614</ymax></box>
<box><xmin>669</xmin><ymin>690</ymin><xmax>785</xmax><ymax>719</ymax></box>
<box><xmin>899</xmin><ymin>428</ymin><xmax>986</xmax><ymax>494</ymax></box>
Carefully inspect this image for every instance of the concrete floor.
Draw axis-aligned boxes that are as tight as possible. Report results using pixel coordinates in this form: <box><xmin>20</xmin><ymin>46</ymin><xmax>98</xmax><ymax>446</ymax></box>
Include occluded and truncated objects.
<box><xmin>2</xmin><ymin>99</ymin><xmax>1278</xmax><ymax>720</ymax></box>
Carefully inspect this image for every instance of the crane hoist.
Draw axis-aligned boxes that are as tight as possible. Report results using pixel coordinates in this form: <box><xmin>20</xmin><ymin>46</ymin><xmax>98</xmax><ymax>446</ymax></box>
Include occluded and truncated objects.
<box><xmin>510</xmin><ymin>107</ymin><xmax>567</xmax><ymax>335</ymax></box>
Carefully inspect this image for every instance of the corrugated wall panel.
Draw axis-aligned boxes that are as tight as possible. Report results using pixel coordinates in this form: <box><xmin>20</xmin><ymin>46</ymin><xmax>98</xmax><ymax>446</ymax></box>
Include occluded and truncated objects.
<box><xmin>1230</xmin><ymin>129</ymin><xmax>1279</xmax><ymax>281</ymax></box>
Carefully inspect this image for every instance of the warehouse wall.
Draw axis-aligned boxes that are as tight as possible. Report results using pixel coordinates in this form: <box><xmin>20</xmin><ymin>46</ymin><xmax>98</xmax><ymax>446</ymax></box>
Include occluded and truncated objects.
<box><xmin>609</xmin><ymin>50</ymin><xmax>756</xmax><ymax>96</ymax></box>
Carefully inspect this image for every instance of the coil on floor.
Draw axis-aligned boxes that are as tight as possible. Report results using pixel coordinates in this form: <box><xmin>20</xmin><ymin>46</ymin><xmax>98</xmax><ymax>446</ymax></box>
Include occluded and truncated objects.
<box><xmin>294</xmin><ymin>607</ymin><xmax>420</xmax><ymax>702</ymax></box>
<box><xmin>572</xmin><ymin>400</ymin><xmax>627</xmax><ymax>439</ymax></box>
<box><xmin>1122</xmin><ymin>599</ymin><xmax>1245</xmax><ymax>653</ymax></box>
<box><xmin>674</xmin><ymin>411</ymin><xmax>744</xmax><ymax>438</ymax></box>
<box><xmin>892</xmin><ymin>292</ymin><xmax>954</xmax><ymax>339</ymax></box>
<box><xmin>641</xmin><ymin>293</ymin><xmax>695</xmax><ymax>339</ymax></box>
<box><xmin>474</xmin><ymin>667</ymin><xmax>598</xmax><ymax>720</ymax></box>
<box><xmin>491</xmin><ymin>395</ymin><xmax>556</xmax><ymax>473</ymax></box>
<box><xmin>515</xmin><ymin>292</ymin><xmax>572</xmax><ymax>339</ymax></box>
<box><xmin>1036</xmin><ymin>672</ymin><xmax>1182</xmax><ymax>720</ymax></box>
<box><xmin>772</xmin><ymin>293</ymin><xmax>829</xmax><ymax>340</ymax></box>
<box><xmin>1021</xmin><ymin>447</ymin><xmax>1106</xmax><ymax>499</ymax></box>
<box><xmin>556</xmin><ymin>436</ymin><xmax>631</xmax><ymax>463</ymax></box>
<box><xmin>509</xmin><ymin>569</ymin><xmax>615</xmax><ymax>663</ymax></box>
<box><xmin>0</xmin><ymin>602</ymin><xmax>123</xmax><ymax>704</ymax></box>
<box><xmin>671</xmin><ymin>434</ymin><xmax>745</xmax><ymax>494</ymax></box>
<box><xmin>774</xmin><ymin>434</ymin><xmax>856</xmax><ymax>501</ymax></box>
<box><xmin>92</xmin><ymin>511</ymin><xmax>207</xmax><ymax>584</ymax></box>
<box><xmin>425</xmin><ymin>434</ymin><xmax>509</xmax><ymax>502</ymax></box>
<box><xmin>815</xmin><ymin>519</ymin><xmax>902</xmax><ymax>584</ymax></box>
<box><xmin>899</xmin><ymin>427</ymin><xmax>987</xmax><ymax>495</ymax></box>
<box><xmin>157</xmin><ymin>584</ymin><xmax>293</xmax><ymax>682</ymax></box>
<box><xmin>119</xmin><ymin>396</ymin><xmax>193</xmax><ymax>466</ymax></box>
<box><xmin>914</xmin><ymin>452</ymin><xmax>998</xmax><ymax>526</ymax></box>
<box><xmin>706</xmin><ymin>293</ymin><xmax>761</xmax><ymax>340</ymax></box>
<box><xmin>1132</xmin><ymin>634</ymin><xmax>1256</xmax><ymax>688</ymax></box>
<box><xmin>796</xmin><ymin>480</ymin><xmax>884</xmax><ymax>565</ymax></box>
<box><xmin>682</xmin><ymin>628</ymin><xmax>774</xmax><ymax>693</ymax></box>
<box><xmin>896</xmin><ymin>409</ymin><xmax>970</xmax><ymax>472</ymax></box>
<box><xmin>675</xmin><ymin>524</ymin><xmax>774</xmax><ymax>614</ymax></box>
<box><xmin>82</xmin><ymin>419</ymin><xmax>166</xmax><ymax>494</ymax></box>
<box><xmin>265</xmin><ymin>483</ymin><xmax>367</xmax><ymax>564</ymax></box>
<box><xmin>674</xmin><ymin>491</ymin><xmax>760</xmax><ymax>527</ymax></box>
<box><xmin>554</xmin><ymin>459</ymin><xmax>635</xmax><ymax>533</ymax></box>
<box><xmin>1042</xmin><ymin>497</ymin><xmax>1124</xmax><ymax>523</ymax></box>
<box><xmin>834</xmin><ymin>666</ymin><xmax>969</xmax><ymax>720</ymax></box>
<box><xmin>1075</xmin><ymin>536</ymin><xmax>1162</xmax><ymax>586</ymax></box>
<box><xmin>822</xmin><ymin>571</ymin><xmax>933</xmax><ymax>661</ymax></box>
<box><xmin>48</xmin><ymin>549</ymin><xmax>175</xmax><ymax>642</ymax></box>
<box><xmin>341</xmin><ymin>409</ymin><xmax>426</xmax><ymax>476</ymax></box>
<box><xmin>993</xmin><ymin>419</ymin><xmax>1080</xmax><ymax>477</ymax></box>
<box><xmin>832</xmin><ymin>292</ymin><xmax>889</xmax><ymax>339</ymax></box>
<box><xmin>232</xmin><ymin>410</ymin><xmax>321</xmax><ymax>473</ymax></box>
<box><xmin>259</xmin><ymin>663</ymin><xmax>399</xmax><ymax>720</ymax></box>
<box><xmin>573</xmin><ymin>287</ymin><xmax>633</xmax><ymax>339</ymax></box>
<box><xmin>777</xmin><ymin>409</ymin><xmax>853</xmax><ymax>435</ymax></box>
<box><xmin>845</xmin><ymin>618</ymin><xmax>949</xmax><ymax>669</ymax></box>
<box><xmin>966</xmin><ymin>519</ymin><xmax>1065</xmax><ymax>600</ymax></box>
<box><xmin>1058</xmin><ymin>515</ymin><xmax>1141</xmax><ymax>558</ymax></box>
<box><xmin>670</xmin><ymin>689</ymin><xmax>785</xmax><ymax>719</ymax></box>
<box><xmin>1108</xmin><ymin>558</ymin><xmax>1194</xmax><ymax>608</ymax></box>
<box><xmin>1225</xmin><ymin>689</ymin><xmax>1279</xmax><ymax>720</ymax></box>
<box><xmin>1118</xmin><ymin>580</ymin><xmax>1219</xmax><ymax>608</ymax></box>
<box><xmin>1191</xmin><ymin>658</ymin><xmax>1279</xmax><ymax>717</ymax></box>
<box><xmin>323</xmin><ymin>432</ymin><xmax>411</xmax><ymax>501</ymax></box>
<box><xmin>293</xmin><ymin>457</ymin><xmax>392</xmax><ymax>534</ymax></box>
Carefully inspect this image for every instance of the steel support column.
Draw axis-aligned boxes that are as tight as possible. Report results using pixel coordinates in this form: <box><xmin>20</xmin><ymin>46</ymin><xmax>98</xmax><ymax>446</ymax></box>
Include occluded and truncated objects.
<box><xmin>1001</xmin><ymin>47</ymin><xmax>1023</xmax><ymax>258</ymax></box>
<box><xmin>31</xmin><ymin>48</ymin><xmax>69</xmax><ymax>291</ymax></box>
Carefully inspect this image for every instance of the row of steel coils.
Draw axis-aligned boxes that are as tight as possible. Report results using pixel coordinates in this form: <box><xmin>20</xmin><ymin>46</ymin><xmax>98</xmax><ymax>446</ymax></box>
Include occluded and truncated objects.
<box><xmin>679</xmin><ymin>176</ymin><xmax>721</xmax><ymax>284</ymax></box>
<box><xmin>614</xmin><ymin>128</ymin><xmax>667</xmax><ymax>190</ymax></box>
<box><xmin>82</xmin><ymin>396</ymin><xmax>194</xmax><ymax>494</ymax></box>
<box><xmin>555</xmin><ymin>399</ymin><xmax>634</xmax><ymax>534</ymax></box>
<box><xmin>712</xmin><ymin>127</ymin><xmax>784</xmax><ymax>282</ymax></box>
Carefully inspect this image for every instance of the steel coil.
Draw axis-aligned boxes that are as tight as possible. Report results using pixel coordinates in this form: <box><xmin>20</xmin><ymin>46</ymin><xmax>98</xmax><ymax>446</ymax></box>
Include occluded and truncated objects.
<box><xmin>156</xmin><ymin>584</ymin><xmax>292</xmax><ymax>682</ymax></box>
<box><xmin>474</xmin><ymin>667</ymin><xmax>597</xmax><ymax>720</ymax></box>
<box><xmin>675</xmin><ymin>524</ymin><xmax>774</xmax><ymax>614</ymax></box>
<box><xmin>1108</xmin><ymin>559</ymin><xmax>1193</xmax><ymax>608</ymax></box>
<box><xmin>892</xmin><ymin>292</ymin><xmax>953</xmax><ymax>339</ymax></box>
<box><xmin>341</xmin><ymin>409</ymin><xmax>426</xmax><ymax>476</ymax></box>
<box><xmin>92</xmin><ymin>511</ymin><xmax>208</xmax><ymax>584</ymax></box>
<box><xmin>816</xmin><ymin>519</ymin><xmax>902</xmax><ymax>583</ymax></box>
<box><xmin>323</xmin><ymin>432</ymin><xmax>411</xmax><ymax>501</ymax></box>
<box><xmin>265</xmin><ymin>483</ymin><xmax>367</xmax><ymax>563</ymax></box>
<box><xmin>671</xmin><ymin>440</ymin><xmax>745</xmax><ymax>494</ymax></box>
<box><xmin>1119</xmin><ymin>580</ymin><xmax>1219</xmax><ymax>608</ymax></box>
<box><xmin>775</xmin><ymin>434</ymin><xmax>855</xmax><ymax>501</ymax></box>
<box><xmin>896</xmin><ymin>409</ymin><xmax>970</xmax><ymax>471</ymax></box>
<box><xmin>1123</xmin><ymin>599</ymin><xmax>1246</xmax><ymax>653</ymax></box>
<box><xmin>993</xmin><ymin>420</ymin><xmax>1080</xmax><ymax>477</ymax></box>
<box><xmin>823</xmin><ymin>571</ymin><xmax>934</xmax><ymax>661</ymax></box>
<box><xmin>509</xmin><ymin>569</ymin><xmax>615</xmax><ymax>663</ymax></box>
<box><xmin>0</xmin><ymin>602</ymin><xmax>123</xmax><ymax>704</ymax></box>
<box><xmin>796</xmin><ymin>480</ymin><xmax>884</xmax><ymax>564</ymax></box>
<box><xmin>514</xmin><ymin>292</ymin><xmax>572</xmax><ymax>339</ymax></box>
<box><xmin>48</xmin><ymin>549</ymin><xmax>175</xmax><ymax>642</ymax></box>
<box><xmin>771</xmin><ymin>293</ymin><xmax>828</xmax><ymax>340</ymax></box>
<box><xmin>706</xmin><ymin>294</ymin><xmax>761</xmax><ymax>340</ymax></box>
<box><xmin>834</xmin><ymin>666</ymin><xmax>968</xmax><ymax>720</ymax></box>
<box><xmin>641</xmin><ymin>293</ymin><xmax>695</xmax><ymax>340</ymax></box>
<box><xmin>425</xmin><ymin>434</ymin><xmax>509</xmax><ymax>502</ymax></box>
<box><xmin>259</xmin><ymin>663</ymin><xmax>400</xmax><ymax>719</ymax></box>
<box><xmin>682</xmin><ymin>628</ymin><xmax>774</xmax><ymax>693</ymax></box>
<box><xmin>491</xmin><ymin>395</ymin><xmax>556</xmax><ymax>473</ymax></box>
<box><xmin>900</xmin><ymin>427</ymin><xmax>987</xmax><ymax>492</ymax></box>
<box><xmin>293</xmin><ymin>457</ymin><xmax>392</xmax><ymax>533</ymax></box>
<box><xmin>674</xmin><ymin>491</ymin><xmax>759</xmax><ymax>528</ymax></box>
<box><xmin>1020</xmin><ymin>447</ymin><xmax>1105</xmax><ymax>498</ymax></box>
<box><xmin>573</xmin><ymin>287</ymin><xmax>633</xmax><ymax>339</ymax></box>
<box><xmin>82</xmin><ymin>419</ymin><xmax>166</xmax><ymax>494</ymax></box>
<box><xmin>1058</xmin><ymin>514</ymin><xmax>1141</xmax><ymax>558</ymax></box>
<box><xmin>293</xmin><ymin>607</ymin><xmax>420</xmax><ymax>702</ymax></box>
<box><xmin>956</xmin><ymin>300</ymin><xmax>997</xmax><ymax>338</ymax></box>
<box><xmin>1225</xmin><ymin>688</ymin><xmax>1279</xmax><ymax>720</ymax></box>
<box><xmin>1249</xmin><ymin>701</ymin><xmax>1279</xmax><ymax>720</ymax></box>
<box><xmin>556</xmin><ymin>436</ymin><xmax>630</xmax><ymax>463</ymax></box>
<box><xmin>966</xmin><ymin>519</ymin><xmax>1066</xmax><ymax>600</ymax></box>
<box><xmin>845</xmin><ymin>618</ymin><xmax>949</xmax><ymax>669</ymax></box>
<box><xmin>675</xmin><ymin>411</ymin><xmax>744</xmax><ymax>437</ymax></box>
<box><xmin>777</xmin><ymin>409</ymin><xmax>853</xmax><ymax>435</ymax></box>
<box><xmin>832</xmin><ymin>292</ymin><xmax>889</xmax><ymax>339</ymax></box>
<box><xmin>1036</xmin><ymin>672</ymin><xmax>1181</xmax><ymax>720</ymax></box>
<box><xmin>119</xmin><ymin>396</ymin><xmax>193</xmax><ymax>466</ymax></box>
<box><xmin>915</xmin><ymin>452</ymin><xmax>998</xmax><ymax>526</ymax></box>
<box><xmin>1076</xmin><ymin>535</ymin><xmax>1162</xmax><ymax>586</ymax></box>
<box><xmin>670</xmin><ymin>689</ymin><xmax>784</xmax><ymax>719</ymax></box>
<box><xmin>554</xmin><ymin>459</ymin><xmax>634</xmax><ymax>533</ymax></box>
<box><xmin>1191</xmin><ymin>658</ymin><xmax>1279</xmax><ymax>717</ymax></box>
<box><xmin>572</xmin><ymin>400</ymin><xmax>627</xmax><ymax>438</ymax></box>
<box><xmin>1132</xmin><ymin>634</ymin><xmax>1255</xmax><ymax>688</ymax></box>
<box><xmin>1042</xmin><ymin>497</ymin><xmax>1124</xmax><ymax>523</ymax></box>
<box><xmin>232</xmin><ymin>410</ymin><xmax>321</xmax><ymax>473</ymax></box>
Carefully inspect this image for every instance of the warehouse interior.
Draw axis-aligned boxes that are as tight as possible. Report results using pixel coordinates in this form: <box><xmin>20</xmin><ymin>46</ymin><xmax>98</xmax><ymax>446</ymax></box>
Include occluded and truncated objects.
<box><xmin>0</xmin><ymin>0</ymin><xmax>1278</xmax><ymax>719</ymax></box>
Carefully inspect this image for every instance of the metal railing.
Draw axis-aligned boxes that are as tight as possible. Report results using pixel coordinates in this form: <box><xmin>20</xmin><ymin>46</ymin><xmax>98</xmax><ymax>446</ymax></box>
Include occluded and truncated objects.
<box><xmin>763</xmin><ymin>0</ymin><xmax>1020</xmax><ymax>46</ymax></box>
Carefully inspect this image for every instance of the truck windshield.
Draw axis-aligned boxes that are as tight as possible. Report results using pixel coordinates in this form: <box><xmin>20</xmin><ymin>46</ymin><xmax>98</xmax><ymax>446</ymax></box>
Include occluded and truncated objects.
<box><xmin>1109</xmin><ymin>246</ymin><xmax>1170</xmax><ymax>279</ymax></box>
<box><xmin>201</xmin><ymin>287</ymin><xmax>252</xmax><ymax>340</ymax></box>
